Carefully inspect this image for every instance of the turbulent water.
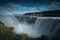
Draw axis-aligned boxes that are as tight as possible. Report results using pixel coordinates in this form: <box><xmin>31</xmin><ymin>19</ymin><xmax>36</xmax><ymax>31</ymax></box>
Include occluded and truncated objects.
<box><xmin>0</xmin><ymin>15</ymin><xmax>60</xmax><ymax>38</ymax></box>
<box><xmin>34</xmin><ymin>17</ymin><xmax>60</xmax><ymax>38</ymax></box>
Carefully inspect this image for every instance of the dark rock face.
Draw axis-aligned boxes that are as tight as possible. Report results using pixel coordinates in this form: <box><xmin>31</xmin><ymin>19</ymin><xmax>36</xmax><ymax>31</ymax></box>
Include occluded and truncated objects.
<box><xmin>15</xmin><ymin>15</ymin><xmax>37</xmax><ymax>24</ymax></box>
<box><xmin>24</xmin><ymin>10</ymin><xmax>60</xmax><ymax>17</ymax></box>
<box><xmin>14</xmin><ymin>10</ymin><xmax>60</xmax><ymax>25</ymax></box>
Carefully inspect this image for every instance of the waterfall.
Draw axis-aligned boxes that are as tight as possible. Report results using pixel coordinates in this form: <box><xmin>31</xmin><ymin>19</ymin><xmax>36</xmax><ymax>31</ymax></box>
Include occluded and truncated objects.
<box><xmin>33</xmin><ymin>17</ymin><xmax>60</xmax><ymax>37</ymax></box>
<box><xmin>0</xmin><ymin>8</ymin><xmax>23</xmax><ymax>33</ymax></box>
<box><xmin>0</xmin><ymin>7</ymin><xmax>60</xmax><ymax>38</ymax></box>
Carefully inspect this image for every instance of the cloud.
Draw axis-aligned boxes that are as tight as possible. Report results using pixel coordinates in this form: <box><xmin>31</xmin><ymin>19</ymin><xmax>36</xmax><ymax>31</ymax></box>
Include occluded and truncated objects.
<box><xmin>39</xmin><ymin>1</ymin><xmax>60</xmax><ymax>10</ymax></box>
<box><xmin>0</xmin><ymin>3</ymin><xmax>49</xmax><ymax>14</ymax></box>
<box><xmin>5</xmin><ymin>3</ymin><xmax>22</xmax><ymax>9</ymax></box>
<box><xmin>0</xmin><ymin>2</ymin><xmax>60</xmax><ymax>14</ymax></box>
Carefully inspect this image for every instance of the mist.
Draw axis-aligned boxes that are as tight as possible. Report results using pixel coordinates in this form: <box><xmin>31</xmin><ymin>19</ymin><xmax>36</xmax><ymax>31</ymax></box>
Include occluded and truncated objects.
<box><xmin>0</xmin><ymin>8</ymin><xmax>60</xmax><ymax>38</ymax></box>
<box><xmin>0</xmin><ymin>8</ymin><xmax>42</xmax><ymax>38</ymax></box>
<box><xmin>0</xmin><ymin>15</ymin><xmax>42</xmax><ymax>38</ymax></box>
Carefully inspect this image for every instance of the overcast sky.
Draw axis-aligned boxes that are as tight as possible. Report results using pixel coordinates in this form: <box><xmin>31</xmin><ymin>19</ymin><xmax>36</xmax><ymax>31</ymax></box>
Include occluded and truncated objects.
<box><xmin>0</xmin><ymin>0</ymin><xmax>60</xmax><ymax>14</ymax></box>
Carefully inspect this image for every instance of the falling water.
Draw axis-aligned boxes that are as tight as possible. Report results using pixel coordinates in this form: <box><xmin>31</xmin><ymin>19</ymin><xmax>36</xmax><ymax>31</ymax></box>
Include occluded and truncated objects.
<box><xmin>33</xmin><ymin>17</ymin><xmax>60</xmax><ymax>37</ymax></box>
<box><xmin>0</xmin><ymin>8</ymin><xmax>23</xmax><ymax>33</ymax></box>
<box><xmin>14</xmin><ymin>16</ymin><xmax>60</xmax><ymax>38</ymax></box>
<box><xmin>0</xmin><ymin>7</ymin><xmax>60</xmax><ymax>38</ymax></box>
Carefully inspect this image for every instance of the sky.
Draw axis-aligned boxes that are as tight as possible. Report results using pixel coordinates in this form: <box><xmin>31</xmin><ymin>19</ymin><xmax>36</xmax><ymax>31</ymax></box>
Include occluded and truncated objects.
<box><xmin>0</xmin><ymin>0</ymin><xmax>60</xmax><ymax>14</ymax></box>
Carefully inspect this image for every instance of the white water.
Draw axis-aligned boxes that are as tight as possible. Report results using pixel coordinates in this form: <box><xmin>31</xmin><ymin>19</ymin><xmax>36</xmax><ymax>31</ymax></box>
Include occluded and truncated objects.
<box><xmin>0</xmin><ymin>8</ymin><xmax>23</xmax><ymax>33</ymax></box>
<box><xmin>0</xmin><ymin>8</ymin><xmax>60</xmax><ymax>38</ymax></box>
<box><xmin>33</xmin><ymin>17</ymin><xmax>60</xmax><ymax>37</ymax></box>
<box><xmin>0</xmin><ymin>16</ymin><xmax>60</xmax><ymax>38</ymax></box>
